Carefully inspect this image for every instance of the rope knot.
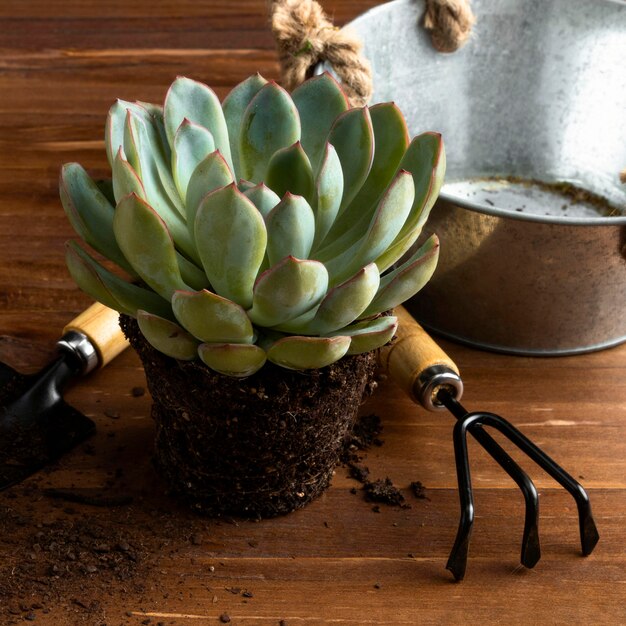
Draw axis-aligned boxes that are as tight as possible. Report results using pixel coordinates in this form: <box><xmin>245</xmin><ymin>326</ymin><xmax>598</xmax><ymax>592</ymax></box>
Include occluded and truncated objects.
<box><xmin>271</xmin><ymin>0</ymin><xmax>372</xmax><ymax>107</ymax></box>
<box><xmin>423</xmin><ymin>0</ymin><xmax>476</xmax><ymax>53</ymax></box>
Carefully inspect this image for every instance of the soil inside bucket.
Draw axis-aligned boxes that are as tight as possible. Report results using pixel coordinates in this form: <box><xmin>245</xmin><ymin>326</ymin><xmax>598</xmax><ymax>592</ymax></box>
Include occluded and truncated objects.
<box><xmin>119</xmin><ymin>314</ymin><xmax>377</xmax><ymax>519</ymax></box>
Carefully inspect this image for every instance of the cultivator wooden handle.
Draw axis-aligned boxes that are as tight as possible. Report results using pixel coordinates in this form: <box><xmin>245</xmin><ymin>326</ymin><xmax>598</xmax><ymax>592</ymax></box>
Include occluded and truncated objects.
<box><xmin>380</xmin><ymin>305</ymin><xmax>463</xmax><ymax>411</ymax></box>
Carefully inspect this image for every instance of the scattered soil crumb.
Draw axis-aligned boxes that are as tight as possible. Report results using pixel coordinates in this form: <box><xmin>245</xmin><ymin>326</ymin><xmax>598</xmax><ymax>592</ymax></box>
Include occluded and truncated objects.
<box><xmin>364</xmin><ymin>478</ymin><xmax>410</xmax><ymax>509</ymax></box>
<box><xmin>347</xmin><ymin>462</ymin><xmax>370</xmax><ymax>483</ymax></box>
<box><xmin>0</xmin><ymin>502</ymin><xmax>150</xmax><ymax>624</ymax></box>
<box><xmin>341</xmin><ymin>413</ymin><xmax>420</xmax><ymax>510</ymax></box>
<box><xmin>0</xmin><ymin>477</ymin><xmax>263</xmax><ymax>624</ymax></box>
<box><xmin>131</xmin><ymin>386</ymin><xmax>146</xmax><ymax>397</ymax></box>
<box><xmin>410</xmin><ymin>480</ymin><xmax>429</xmax><ymax>500</ymax></box>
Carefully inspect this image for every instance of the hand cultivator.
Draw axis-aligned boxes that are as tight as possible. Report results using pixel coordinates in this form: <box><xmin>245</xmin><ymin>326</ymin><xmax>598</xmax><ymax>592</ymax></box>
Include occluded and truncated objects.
<box><xmin>383</xmin><ymin>306</ymin><xmax>599</xmax><ymax>580</ymax></box>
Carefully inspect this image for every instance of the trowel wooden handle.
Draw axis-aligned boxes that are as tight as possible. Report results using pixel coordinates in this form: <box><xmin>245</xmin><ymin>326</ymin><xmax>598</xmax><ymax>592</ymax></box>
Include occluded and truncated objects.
<box><xmin>63</xmin><ymin>302</ymin><xmax>129</xmax><ymax>369</ymax></box>
<box><xmin>380</xmin><ymin>305</ymin><xmax>463</xmax><ymax>410</ymax></box>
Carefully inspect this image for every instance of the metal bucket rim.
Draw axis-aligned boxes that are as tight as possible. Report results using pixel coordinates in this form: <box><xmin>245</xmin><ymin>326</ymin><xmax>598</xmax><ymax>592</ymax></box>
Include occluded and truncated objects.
<box><xmin>439</xmin><ymin>189</ymin><xmax>626</xmax><ymax>227</ymax></box>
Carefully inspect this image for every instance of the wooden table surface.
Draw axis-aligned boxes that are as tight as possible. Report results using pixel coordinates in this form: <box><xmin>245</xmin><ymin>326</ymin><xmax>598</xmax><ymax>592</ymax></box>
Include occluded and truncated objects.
<box><xmin>1</xmin><ymin>1</ymin><xmax>625</xmax><ymax>624</ymax></box>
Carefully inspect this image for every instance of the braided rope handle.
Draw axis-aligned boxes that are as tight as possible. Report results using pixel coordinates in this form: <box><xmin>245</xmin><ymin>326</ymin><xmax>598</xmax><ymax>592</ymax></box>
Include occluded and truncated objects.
<box><xmin>270</xmin><ymin>0</ymin><xmax>475</xmax><ymax>106</ymax></box>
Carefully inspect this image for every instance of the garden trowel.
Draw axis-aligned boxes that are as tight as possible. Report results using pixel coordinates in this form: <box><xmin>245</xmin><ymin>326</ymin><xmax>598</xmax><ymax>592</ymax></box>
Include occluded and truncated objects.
<box><xmin>0</xmin><ymin>303</ymin><xmax>128</xmax><ymax>490</ymax></box>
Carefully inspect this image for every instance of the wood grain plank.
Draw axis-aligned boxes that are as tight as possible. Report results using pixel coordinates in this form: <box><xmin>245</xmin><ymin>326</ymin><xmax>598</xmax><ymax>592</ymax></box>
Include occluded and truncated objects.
<box><xmin>0</xmin><ymin>0</ymin><xmax>382</xmax><ymax>21</ymax></box>
<box><xmin>120</xmin><ymin>556</ymin><xmax>625</xmax><ymax>626</ymax></box>
<box><xmin>0</xmin><ymin>0</ymin><xmax>382</xmax><ymax>50</ymax></box>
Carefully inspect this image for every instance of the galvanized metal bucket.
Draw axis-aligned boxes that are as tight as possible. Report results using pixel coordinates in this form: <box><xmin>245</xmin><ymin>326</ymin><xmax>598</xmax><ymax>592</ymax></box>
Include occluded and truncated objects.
<box><xmin>344</xmin><ymin>0</ymin><xmax>626</xmax><ymax>355</ymax></box>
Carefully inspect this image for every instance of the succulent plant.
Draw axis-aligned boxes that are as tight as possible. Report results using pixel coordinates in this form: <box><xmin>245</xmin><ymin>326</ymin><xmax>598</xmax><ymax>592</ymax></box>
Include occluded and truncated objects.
<box><xmin>61</xmin><ymin>73</ymin><xmax>444</xmax><ymax>377</ymax></box>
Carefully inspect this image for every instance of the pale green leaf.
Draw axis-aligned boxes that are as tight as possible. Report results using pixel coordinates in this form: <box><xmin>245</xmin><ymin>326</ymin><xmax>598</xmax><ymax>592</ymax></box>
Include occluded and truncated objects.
<box><xmin>137</xmin><ymin>310</ymin><xmax>199</xmax><ymax>360</ymax></box>
<box><xmin>113</xmin><ymin>193</ymin><xmax>191</xmax><ymax>300</ymax></box>
<box><xmin>124</xmin><ymin>110</ymin><xmax>197</xmax><ymax>262</ymax></box>
<box><xmin>185</xmin><ymin>150</ymin><xmax>234</xmax><ymax>241</ymax></box>
<box><xmin>122</xmin><ymin>106</ymin><xmax>185</xmax><ymax>218</ymax></box>
<box><xmin>303</xmin><ymin>263</ymin><xmax>380</xmax><ymax>334</ymax></box>
<box><xmin>265</xmin><ymin>142</ymin><xmax>314</xmax><ymax>204</ymax></box>
<box><xmin>198</xmin><ymin>342</ymin><xmax>266</xmax><ymax>377</ymax></box>
<box><xmin>194</xmin><ymin>183</ymin><xmax>267</xmax><ymax>308</ymax></box>
<box><xmin>312</xmin><ymin>142</ymin><xmax>343</xmax><ymax>249</ymax></box>
<box><xmin>243</xmin><ymin>183</ymin><xmax>280</xmax><ymax>218</ymax></box>
<box><xmin>329</xmin><ymin>102</ymin><xmax>410</xmax><ymax>239</ymax></box>
<box><xmin>363</xmin><ymin>234</ymin><xmax>440</xmax><ymax>317</ymax></box>
<box><xmin>267</xmin><ymin>335</ymin><xmax>350</xmax><ymax>370</ymax></box>
<box><xmin>239</xmin><ymin>82</ymin><xmax>301</xmax><ymax>183</ymax></box>
<box><xmin>136</xmin><ymin>101</ymin><xmax>170</xmax><ymax>160</ymax></box>
<box><xmin>248</xmin><ymin>256</ymin><xmax>328</xmax><ymax>327</ymax></box>
<box><xmin>112</xmin><ymin>148</ymin><xmax>146</xmax><ymax>203</ymax></box>
<box><xmin>164</xmin><ymin>76</ymin><xmax>233</xmax><ymax>172</ymax></box>
<box><xmin>172</xmin><ymin>119</ymin><xmax>215</xmax><ymax>199</ymax></box>
<box><xmin>65</xmin><ymin>241</ymin><xmax>173</xmax><ymax>319</ymax></box>
<box><xmin>375</xmin><ymin>133</ymin><xmax>445</xmax><ymax>271</ymax></box>
<box><xmin>265</xmin><ymin>193</ymin><xmax>315</xmax><ymax>267</ymax></box>
<box><xmin>172</xmin><ymin>289</ymin><xmax>254</xmax><ymax>343</ymax></box>
<box><xmin>66</xmin><ymin>243</ymin><xmax>132</xmax><ymax>315</ymax></box>
<box><xmin>122</xmin><ymin>109</ymin><xmax>142</xmax><ymax>174</ymax></box>
<box><xmin>325</xmin><ymin>170</ymin><xmax>415</xmax><ymax>285</ymax></box>
<box><xmin>328</xmin><ymin>316</ymin><xmax>398</xmax><ymax>355</ymax></box>
<box><xmin>222</xmin><ymin>73</ymin><xmax>268</xmax><ymax>179</ymax></box>
<box><xmin>327</xmin><ymin>107</ymin><xmax>374</xmax><ymax>210</ymax></box>
<box><xmin>292</xmin><ymin>72</ymin><xmax>349</xmax><ymax>172</ymax></box>
<box><xmin>105</xmin><ymin>99</ymin><xmax>156</xmax><ymax>168</ymax></box>
<box><xmin>59</xmin><ymin>162</ymin><xmax>135</xmax><ymax>276</ymax></box>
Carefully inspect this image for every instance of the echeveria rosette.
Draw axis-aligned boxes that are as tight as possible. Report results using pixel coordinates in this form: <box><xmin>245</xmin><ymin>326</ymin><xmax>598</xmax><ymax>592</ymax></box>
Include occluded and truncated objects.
<box><xmin>60</xmin><ymin>72</ymin><xmax>444</xmax><ymax>377</ymax></box>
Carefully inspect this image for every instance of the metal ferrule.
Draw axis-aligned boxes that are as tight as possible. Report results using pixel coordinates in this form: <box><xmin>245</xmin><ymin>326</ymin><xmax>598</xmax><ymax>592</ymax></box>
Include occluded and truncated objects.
<box><xmin>415</xmin><ymin>365</ymin><xmax>464</xmax><ymax>412</ymax></box>
<box><xmin>56</xmin><ymin>330</ymin><xmax>99</xmax><ymax>376</ymax></box>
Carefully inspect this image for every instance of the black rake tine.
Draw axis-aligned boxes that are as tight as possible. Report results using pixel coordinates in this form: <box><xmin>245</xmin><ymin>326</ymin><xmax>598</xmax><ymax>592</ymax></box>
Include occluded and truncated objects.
<box><xmin>471</xmin><ymin>411</ymin><xmax>600</xmax><ymax>557</ymax></box>
<box><xmin>446</xmin><ymin>411</ymin><xmax>475</xmax><ymax>582</ymax></box>
<box><xmin>447</xmin><ymin>410</ymin><xmax>544</xmax><ymax>581</ymax></box>
<box><xmin>438</xmin><ymin>390</ymin><xmax>541</xmax><ymax>570</ymax></box>
<box><xmin>469</xmin><ymin>422</ymin><xmax>541</xmax><ymax>568</ymax></box>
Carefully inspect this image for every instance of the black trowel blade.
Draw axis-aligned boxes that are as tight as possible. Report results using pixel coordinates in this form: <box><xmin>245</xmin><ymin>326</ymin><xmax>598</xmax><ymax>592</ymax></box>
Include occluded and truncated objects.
<box><xmin>0</xmin><ymin>356</ymin><xmax>95</xmax><ymax>490</ymax></box>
